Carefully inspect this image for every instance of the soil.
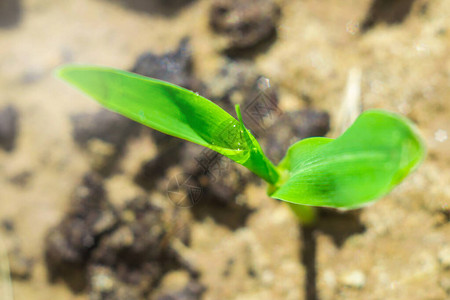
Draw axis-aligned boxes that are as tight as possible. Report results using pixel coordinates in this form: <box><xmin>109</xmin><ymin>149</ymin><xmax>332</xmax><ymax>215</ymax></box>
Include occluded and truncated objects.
<box><xmin>0</xmin><ymin>105</ymin><xmax>19</xmax><ymax>152</ymax></box>
<box><xmin>0</xmin><ymin>0</ymin><xmax>449</xmax><ymax>300</ymax></box>
<box><xmin>209</xmin><ymin>0</ymin><xmax>281</xmax><ymax>53</ymax></box>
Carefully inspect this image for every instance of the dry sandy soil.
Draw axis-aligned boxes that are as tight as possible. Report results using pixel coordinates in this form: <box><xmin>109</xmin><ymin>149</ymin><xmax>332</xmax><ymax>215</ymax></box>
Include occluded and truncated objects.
<box><xmin>0</xmin><ymin>0</ymin><xmax>449</xmax><ymax>299</ymax></box>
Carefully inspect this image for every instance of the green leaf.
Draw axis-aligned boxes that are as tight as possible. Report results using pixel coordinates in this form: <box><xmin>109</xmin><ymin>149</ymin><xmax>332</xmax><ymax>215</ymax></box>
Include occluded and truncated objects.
<box><xmin>56</xmin><ymin>65</ymin><xmax>279</xmax><ymax>184</ymax></box>
<box><xmin>269</xmin><ymin>110</ymin><xmax>425</xmax><ymax>208</ymax></box>
<box><xmin>57</xmin><ymin>65</ymin><xmax>425</xmax><ymax>210</ymax></box>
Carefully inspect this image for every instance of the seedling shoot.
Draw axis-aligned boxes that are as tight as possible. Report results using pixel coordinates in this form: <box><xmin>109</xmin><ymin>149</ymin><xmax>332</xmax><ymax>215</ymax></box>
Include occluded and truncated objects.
<box><xmin>57</xmin><ymin>65</ymin><xmax>425</xmax><ymax>220</ymax></box>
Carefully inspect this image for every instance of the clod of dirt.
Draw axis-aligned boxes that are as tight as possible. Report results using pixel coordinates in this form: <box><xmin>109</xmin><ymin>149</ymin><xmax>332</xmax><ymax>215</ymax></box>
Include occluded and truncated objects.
<box><xmin>205</xmin><ymin>60</ymin><xmax>280</xmax><ymax>135</ymax></box>
<box><xmin>90</xmin><ymin>197</ymin><xmax>174</xmax><ymax>280</ymax></box>
<box><xmin>209</xmin><ymin>0</ymin><xmax>281</xmax><ymax>52</ymax></box>
<box><xmin>0</xmin><ymin>105</ymin><xmax>19</xmax><ymax>152</ymax></box>
<box><xmin>71</xmin><ymin>109</ymin><xmax>138</xmax><ymax>147</ymax></box>
<box><xmin>88</xmin><ymin>196</ymin><xmax>197</xmax><ymax>299</ymax></box>
<box><xmin>195</xmin><ymin>159</ymin><xmax>250</xmax><ymax>205</ymax></box>
<box><xmin>264</xmin><ymin>109</ymin><xmax>330</xmax><ymax>164</ymax></box>
<box><xmin>9</xmin><ymin>170</ymin><xmax>33</xmax><ymax>187</ymax></box>
<box><xmin>45</xmin><ymin>174</ymin><xmax>199</xmax><ymax>298</ymax></box>
<box><xmin>1</xmin><ymin>219</ymin><xmax>34</xmax><ymax>280</ymax></box>
<box><xmin>71</xmin><ymin>109</ymin><xmax>139</xmax><ymax>173</ymax></box>
<box><xmin>132</xmin><ymin>37</ymin><xmax>202</xmax><ymax>91</ymax></box>
<box><xmin>0</xmin><ymin>0</ymin><xmax>21</xmax><ymax>28</ymax></box>
<box><xmin>176</xmin><ymin>153</ymin><xmax>254</xmax><ymax>229</ymax></box>
<box><xmin>134</xmin><ymin>148</ymin><xmax>183</xmax><ymax>190</ymax></box>
<box><xmin>240</xmin><ymin>76</ymin><xmax>280</xmax><ymax>136</ymax></box>
<box><xmin>1</xmin><ymin>218</ymin><xmax>14</xmax><ymax>232</ymax></box>
<box><xmin>151</xmin><ymin>130</ymin><xmax>184</xmax><ymax>149</ymax></box>
<box><xmin>134</xmin><ymin>134</ymin><xmax>186</xmax><ymax>190</ymax></box>
<box><xmin>45</xmin><ymin>173</ymin><xmax>118</xmax><ymax>291</ymax></box>
<box><xmin>206</xmin><ymin>60</ymin><xmax>259</xmax><ymax>106</ymax></box>
<box><xmin>8</xmin><ymin>249</ymin><xmax>34</xmax><ymax>280</ymax></box>
<box><xmin>176</xmin><ymin>141</ymin><xmax>251</xmax><ymax>206</ymax></box>
<box><xmin>361</xmin><ymin>0</ymin><xmax>416</xmax><ymax>31</ymax></box>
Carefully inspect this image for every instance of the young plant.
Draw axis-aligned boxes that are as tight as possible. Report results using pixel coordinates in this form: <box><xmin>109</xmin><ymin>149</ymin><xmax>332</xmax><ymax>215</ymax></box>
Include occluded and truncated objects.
<box><xmin>57</xmin><ymin>65</ymin><xmax>425</xmax><ymax>223</ymax></box>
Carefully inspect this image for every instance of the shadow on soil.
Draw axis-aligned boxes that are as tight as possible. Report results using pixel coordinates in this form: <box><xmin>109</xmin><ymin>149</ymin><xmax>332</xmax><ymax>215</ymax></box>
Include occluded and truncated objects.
<box><xmin>191</xmin><ymin>196</ymin><xmax>254</xmax><ymax>231</ymax></box>
<box><xmin>300</xmin><ymin>208</ymin><xmax>366</xmax><ymax>300</ymax></box>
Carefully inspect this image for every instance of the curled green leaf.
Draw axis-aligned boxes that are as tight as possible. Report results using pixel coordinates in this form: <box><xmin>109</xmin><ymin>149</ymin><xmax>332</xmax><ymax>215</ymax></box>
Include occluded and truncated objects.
<box><xmin>269</xmin><ymin>110</ymin><xmax>425</xmax><ymax>208</ymax></box>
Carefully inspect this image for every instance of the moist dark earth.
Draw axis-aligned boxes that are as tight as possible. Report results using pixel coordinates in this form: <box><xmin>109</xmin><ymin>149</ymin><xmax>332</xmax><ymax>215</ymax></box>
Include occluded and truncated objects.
<box><xmin>0</xmin><ymin>0</ymin><xmax>449</xmax><ymax>300</ymax></box>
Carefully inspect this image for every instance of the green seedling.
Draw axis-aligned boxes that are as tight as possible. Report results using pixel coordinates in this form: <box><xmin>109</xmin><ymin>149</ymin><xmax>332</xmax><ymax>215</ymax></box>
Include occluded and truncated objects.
<box><xmin>57</xmin><ymin>65</ymin><xmax>425</xmax><ymax>224</ymax></box>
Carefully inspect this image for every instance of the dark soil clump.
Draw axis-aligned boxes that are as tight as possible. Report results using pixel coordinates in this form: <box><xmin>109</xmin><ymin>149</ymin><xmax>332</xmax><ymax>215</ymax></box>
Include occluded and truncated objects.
<box><xmin>45</xmin><ymin>174</ymin><xmax>118</xmax><ymax>291</ymax></box>
<box><xmin>1</xmin><ymin>218</ymin><xmax>34</xmax><ymax>280</ymax></box>
<box><xmin>71</xmin><ymin>109</ymin><xmax>138</xmax><ymax>148</ymax></box>
<box><xmin>209</xmin><ymin>0</ymin><xmax>281</xmax><ymax>52</ymax></box>
<box><xmin>0</xmin><ymin>0</ymin><xmax>21</xmax><ymax>28</ymax></box>
<box><xmin>264</xmin><ymin>109</ymin><xmax>330</xmax><ymax>164</ymax></box>
<box><xmin>45</xmin><ymin>174</ymin><xmax>201</xmax><ymax>299</ymax></box>
<box><xmin>132</xmin><ymin>38</ymin><xmax>201</xmax><ymax>92</ymax></box>
<box><xmin>70</xmin><ymin>109</ymin><xmax>139</xmax><ymax>173</ymax></box>
<box><xmin>206</xmin><ymin>60</ymin><xmax>280</xmax><ymax>136</ymax></box>
<box><xmin>362</xmin><ymin>0</ymin><xmax>416</xmax><ymax>31</ymax></box>
<box><xmin>0</xmin><ymin>105</ymin><xmax>19</xmax><ymax>152</ymax></box>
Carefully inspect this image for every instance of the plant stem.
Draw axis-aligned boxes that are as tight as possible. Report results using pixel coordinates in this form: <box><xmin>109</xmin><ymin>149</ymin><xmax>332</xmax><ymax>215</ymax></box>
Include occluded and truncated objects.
<box><xmin>287</xmin><ymin>203</ymin><xmax>317</xmax><ymax>226</ymax></box>
<box><xmin>235</xmin><ymin>105</ymin><xmax>280</xmax><ymax>185</ymax></box>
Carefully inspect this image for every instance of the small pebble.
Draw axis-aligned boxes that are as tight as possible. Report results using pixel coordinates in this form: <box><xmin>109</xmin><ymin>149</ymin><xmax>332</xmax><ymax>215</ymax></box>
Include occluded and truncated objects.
<box><xmin>261</xmin><ymin>269</ymin><xmax>274</xmax><ymax>284</ymax></box>
<box><xmin>9</xmin><ymin>251</ymin><xmax>33</xmax><ymax>280</ymax></box>
<box><xmin>434</xmin><ymin>129</ymin><xmax>447</xmax><ymax>142</ymax></box>
<box><xmin>340</xmin><ymin>270</ymin><xmax>366</xmax><ymax>289</ymax></box>
<box><xmin>438</xmin><ymin>246</ymin><xmax>450</xmax><ymax>269</ymax></box>
<box><xmin>323</xmin><ymin>269</ymin><xmax>337</xmax><ymax>288</ymax></box>
<box><xmin>346</xmin><ymin>20</ymin><xmax>360</xmax><ymax>35</ymax></box>
<box><xmin>91</xmin><ymin>268</ymin><xmax>115</xmax><ymax>293</ymax></box>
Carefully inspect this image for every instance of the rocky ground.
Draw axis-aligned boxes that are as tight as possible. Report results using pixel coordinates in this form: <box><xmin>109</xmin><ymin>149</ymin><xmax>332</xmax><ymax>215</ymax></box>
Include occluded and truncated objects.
<box><xmin>0</xmin><ymin>0</ymin><xmax>449</xmax><ymax>299</ymax></box>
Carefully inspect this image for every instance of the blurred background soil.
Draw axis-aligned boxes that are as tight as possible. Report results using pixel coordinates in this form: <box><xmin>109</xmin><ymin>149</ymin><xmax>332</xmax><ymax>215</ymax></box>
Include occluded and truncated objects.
<box><xmin>0</xmin><ymin>0</ymin><xmax>449</xmax><ymax>299</ymax></box>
